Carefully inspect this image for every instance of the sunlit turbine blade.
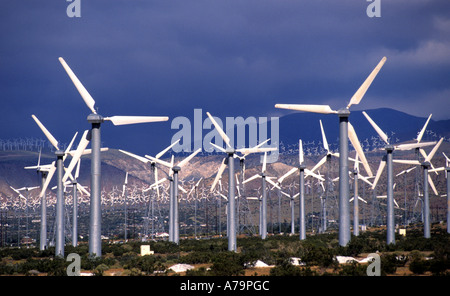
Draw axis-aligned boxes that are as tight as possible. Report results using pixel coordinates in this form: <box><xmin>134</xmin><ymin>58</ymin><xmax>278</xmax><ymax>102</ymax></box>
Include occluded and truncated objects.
<box><xmin>262</xmin><ymin>152</ymin><xmax>267</xmax><ymax>173</ymax></box>
<box><xmin>358</xmin><ymin>174</ymin><xmax>373</xmax><ymax>187</ymax></box>
<box><xmin>206</xmin><ymin>112</ymin><xmax>231</xmax><ymax>148</ymax></box>
<box><xmin>210</xmin><ymin>142</ymin><xmax>227</xmax><ymax>153</ymax></box>
<box><xmin>63</xmin><ymin>132</ymin><xmax>79</xmax><ymax>161</ymax></box>
<box><xmin>156</xmin><ymin>139</ymin><xmax>180</xmax><ymax>159</ymax></box>
<box><xmin>75</xmin><ymin>158</ymin><xmax>81</xmax><ymax>179</ymax></box>
<box><xmin>348</xmin><ymin>122</ymin><xmax>373</xmax><ymax>177</ymax></box>
<box><xmin>178</xmin><ymin>148</ymin><xmax>202</xmax><ymax>168</ymax></box>
<box><xmin>299</xmin><ymin>139</ymin><xmax>304</xmax><ymax>165</ymax></box>
<box><xmin>278</xmin><ymin>167</ymin><xmax>298</xmax><ymax>184</ymax></box>
<box><xmin>305</xmin><ymin>169</ymin><xmax>325</xmax><ymax>181</ymax></box>
<box><xmin>347</xmin><ymin>56</ymin><xmax>387</xmax><ymax>109</ymax></box>
<box><xmin>59</xmin><ymin>57</ymin><xmax>97</xmax><ymax>114</ymax></box>
<box><xmin>104</xmin><ymin>116</ymin><xmax>168</xmax><ymax>126</ymax></box>
<box><xmin>275</xmin><ymin>104</ymin><xmax>337</xmax><ymax>114</ymax></box>
<box><xmin>236</xmin><ymin>146</ymin><xmax>276</xmax><ymax>155</ymax></box>
<box><xmin>310</xmin><ymin>155</ymin><xmax>327</xmax><ymax>174</ymax></box>
<box><xmin>211</xmin><ymin>158</ymin><xmax>227</xmax><ymax>192</ymax></box>
<box><xmin>372</xmin><ymin>159</ymin><xmax>386</xmax><ymax>189</ymax></box>
<box><xmin>266</xmin><ymin>177</ymin><xmax>281</xmax><ymax>190</ymax></box>
<box><xmin>428</xmin><ymin>175</ymin><xmax>438</xmax><ymax>196</ymax></box>
<box><xmin>319</xmin><ymin>120</ymin><xmax>330</xmax><ymax>152</ymax></box>
<box><xmin>425</xmin><ymin>138</ymin><xmax>443</xmax><ymax>163</ymax></box>
<box><xmin>396</xmin><ymin>141</ymin><xmax>436</xmax><ymax>151</ymax></box>
<box><xmin>417</xmin><ymin>114</ymin><xmax>432</xmax><ymax>143</ymax></box>
<box><xmin>40</xmin><ymin>163</ymin><xmax>56</xmax><ymax>197</ymax></box>
<box><xmin>393</xmin><ymin>159</ymin><xmax>421</xmax><ymax>165</ymax></box>
<box><xmin>119</xmin><ymin>149</ymin><xmax>150</xmax><ymax>164</ymax></box>
<box><xmin>63</xmin><ymin>130</ymin><xmax>90</xmax><ymax>183</ymax></box>
<box><xmin>243</xmin><ymin>173</ymin><xmax>261</xmax><ymax>184</ymax></box>
<box><xmin>145</xmin><ymin>155</ymin><xmax>173</xmax><ymax>169</ymax></box>
<box><xmin>31</xmin><ymin>115</ymin><xmax>59</xmax><ymax>150</ymax></box>
<box><xmin>362</xmin><ymin>111</ymin><xmax>389</xmax><ymax>144</ymax></box>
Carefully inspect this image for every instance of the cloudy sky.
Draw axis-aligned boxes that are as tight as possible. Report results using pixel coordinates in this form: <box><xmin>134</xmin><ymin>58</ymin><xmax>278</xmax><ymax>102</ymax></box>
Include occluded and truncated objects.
<box><xmin>1</xmin><ymin>0</ymin><xmax>449</xmax><ymax>155</ymax></box>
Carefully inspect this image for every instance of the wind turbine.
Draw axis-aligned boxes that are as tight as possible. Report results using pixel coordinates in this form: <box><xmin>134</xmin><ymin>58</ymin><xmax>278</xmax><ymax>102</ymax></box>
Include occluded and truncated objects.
<box><xmin>31</xmin><ymin>114</ymin><xmax>80</xmax><ymax>257</ymax></box>
<box><xmin>275</xmin><ymin>56</ymin><xmax>386</xmax><ymax>246</ymax></box>
<box><xmin>147</xmin><ymin>148</ymin><xmax>201</xmax><ymax>244</ymax></box>
<box><xmin>363</xmin><ymin>111</ymin><xmax>443</xmax><ymax>239</ymax></box>
<box><xmin>188</xmin><ymin>178</ymin><xmax>203</xmax><ymax>239</ymax></box>
<box><xmin>24</xmin><ymin>148</ymin><xmax>51</xmax><ymax>250</ymax></box>
<box><xmin>59</xmin><ymin>57</ymin><xmax>169</xmax><ymax>257</ymax></box>
<box><xmin>206</xmin><ymin>112</ymin><xmax>276</xmax><ymax>251</ymax></box>
<box><xmin>243</xmin><ymin>152</ymin><xmax>280</xmax><ymax>239</ymax></box>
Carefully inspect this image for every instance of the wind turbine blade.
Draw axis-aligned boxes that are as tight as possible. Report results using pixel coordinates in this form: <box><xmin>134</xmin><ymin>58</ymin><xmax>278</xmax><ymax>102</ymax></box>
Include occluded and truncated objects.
<box><xmin>178</xmin><ymin>148</ymin><xmax>202</xmax><ymax>168</ymax></box>
<box><xmin>275</xmin><ymin>104</ymin><xmax>337</xmax><ymax>114</ymax></box>
<box><xmin>372</xmin><ymin>159</ymin><xmax>386</xmax><ymax>189</ymax></box>
<box><xmin>236</xmin><ymin>146</ymin><xmax>276</xmax><ymax>155</ymax></box>
<box><xmin>393</xmin><ymin>199</ymin><xmax>400</xmax><ymax>208</ymax></box>
<box><xmin>428</xmin><ymin>175</ymin><xmax>438</xmax><ymax>196</ymax></box>
<box><xmin>362</xmin><ymin>111</ymin><xmax>389</xmax><ymax>144</ymax></box>
<box><xmin>396</xmin><ymin>141</ymin><xmax>436</xmax><ymax>151</ymax></box>
<box><xmin>310</xmin><ymin>155</ymin><xmax>327</xmax><ymax>174</ymax></box>
<box><xmin>178</xmin><ymin>185</ymin><xmax>187</xmax><ymax>194</ymax></box>
<box><xmin>393</xmin><ymin>159</ymin><xmax>421</xmax><ymax>165</ymax></box>
<box><xmin>354</xmin><ymin>152</ymin><xmax>359</xmax><ymax>171</ymax></box>
<box><xmin>243</xmin><ymin>173</ymin><xmax>261</xmax><ymax>184</ymax></box>
<box><xmin>305</xmin><ymin>169</ymin><xmax>325</xmax><ymax>181</ymax></box>
<box><xmin>156</xmin><ymin>139</ymin><xmax>180</xmax><ymax>159</ymax></box>
<box><xmin>347</xmin><ymin>56</ymin><xmax>387</xmax><ymax>109</ymax></box>
<box><xmin>104</xmin><ymin>116</ymin><xmax>168</xmax><ymax>126</ymax></box>
<box><xmin>262</xmin><ymin>152</ymin><xmax>267</xmax><ymax>173</ymax></box>
<box><xmin>299</xmin><ymin>139</ymin><xmax>304</xmax><ymax>165</ymax></box>
<box><xmin>63</xmin><ymin>130</ymin><xmax>90</xmax><ymax>183</ymax></box>
<box><xmin>154</xmin><ymin>167</ymin><xmax>160</xmax><ymax>198</ymax></box>
<box><xmin>211</xmin><ymin>158</ymin><xmax>227</xmax><ymax>192</ymax></box>
<box><xmin>40</xmin><ymin>164</ymin><xmax>56</xmax><ymax>197</ymax></box>
<box><xmin>31</xmin><ymin>115</ymin><xmax>59</xmax><ymax>150</ymax></box>
<box><xmin>64</xmin><ymin>132</ymin><xmax>79</xmax><ymax>159</ymax></box>
<box><xmin>278</xmin><ymin>167</ymin><xmax>298</xmax><ymax>184</ymax></box>
<box><xmin>145</xmin><ymin>155</ymin><xmax>173</xmax><ymax>168</ymax></box>
<box><xmin>206</xmin><ymin>112</ymin><xmax>231</xmax><ymax>148</ymax></box>
<box><xmin>58</xmin><ymin>57</ymin><xmax>97</xmax><ymax>114</ymax></box>
<box><xmin>124</xmin><ymin>171</ymin><xmax>128</xmax><ymax>185</ymax></box>
<box><xmin>396</xmin><ymin>166</ymin><xmax>416</xmax><ymax>177</ymax></box>
<box><xmin>75</xmin><ymin>158</ymin><xmax>81</xmax><ymax>179</ymax></box>
<box><xmin>210</xmin><ymin>142</ymin><xmax>227</xmax><ymax>153</ymax></box>
<box><xmin>319</xmin><ymin>120</ymin><xmax>330</xmax><ymax>152</ymax></box>
<box><xmin>358</xmin><ymin>174</ymin><xmax>373</xmax><ymax>187</ymax></box>
<box><xmin>425</xmin><ymin>138</ymin><xmax>443</xmax><ymax>163</ymax></box>
<box><xmin>280</xmin><ymin>191</ymin><xmax>290</xmax><ymax>198</ymax></box>
<box><xmin>348</xmin><ymin>122</ymin><xmax>373</xmax><ymax>177</ymax></box>
<box><xmin>358</xmin><ymin>196</ymin><xmax>368</xmax><ymax>204</ymax></box>
<box><xmin>266</xmin><ymin>177</ymin><xmax>281</xmax><ymax>190</ymax></box>
<box><xmin>119</xmin><ymin>149</ymin><xmax>150</xmax><ymax>164</ymax></box>
<box><xmin>417</xmin><ymin>114</ymin><xmax>432</xmax><ymax>143</ymax></box>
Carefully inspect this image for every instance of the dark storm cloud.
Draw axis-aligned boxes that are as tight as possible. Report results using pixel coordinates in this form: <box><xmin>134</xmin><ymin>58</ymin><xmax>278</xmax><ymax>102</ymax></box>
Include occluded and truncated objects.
<box><xmin>0</xmin><ymin>0</ymin><xmax>449</xmax><ymax>155</ymax></box>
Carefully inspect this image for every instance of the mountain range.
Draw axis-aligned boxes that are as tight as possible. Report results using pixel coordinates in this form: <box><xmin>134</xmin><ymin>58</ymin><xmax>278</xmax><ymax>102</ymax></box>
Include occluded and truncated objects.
<box><xmin>0</xmin><ymin>107</ymin><xmax>449</xmax><ymax>200</ymax></box>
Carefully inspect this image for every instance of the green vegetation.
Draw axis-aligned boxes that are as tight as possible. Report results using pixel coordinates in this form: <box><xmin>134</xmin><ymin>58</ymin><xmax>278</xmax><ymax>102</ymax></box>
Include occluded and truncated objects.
<box><xmin>0</xmin><ymin>226</ymin><xmax>449</xmax><ymax>276</ymax></box>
